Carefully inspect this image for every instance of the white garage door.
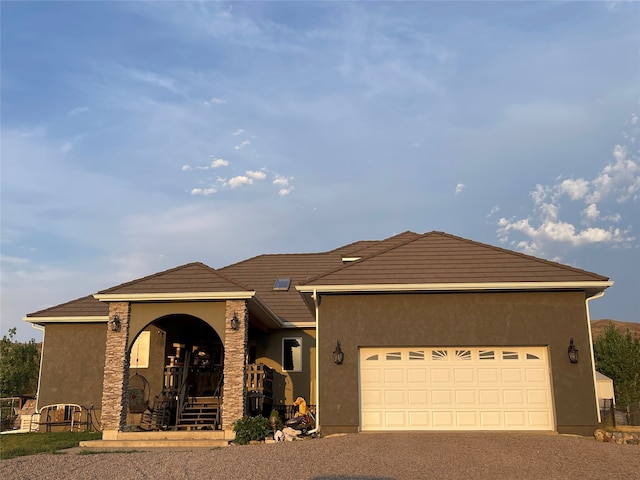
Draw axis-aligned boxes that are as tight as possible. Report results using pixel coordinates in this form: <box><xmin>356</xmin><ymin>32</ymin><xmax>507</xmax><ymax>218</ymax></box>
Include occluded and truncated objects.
<box><xmin>360</xmin><ymin>347</ymin><xmax>554</xmax><ymax>431</ymax></box>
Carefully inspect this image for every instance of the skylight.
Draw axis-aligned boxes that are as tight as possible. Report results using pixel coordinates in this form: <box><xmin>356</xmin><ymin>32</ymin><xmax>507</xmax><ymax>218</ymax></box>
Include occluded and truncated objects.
<box><xmin>273</xmin><ymin>277</ymin><xmax>291</xmax><ymax>291</ymax></box>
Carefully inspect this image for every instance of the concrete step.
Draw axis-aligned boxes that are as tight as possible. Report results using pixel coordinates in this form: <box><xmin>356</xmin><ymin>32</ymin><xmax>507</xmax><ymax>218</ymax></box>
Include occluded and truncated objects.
<box><xmin>79</xmin><ymin>439</ymin><xmax>230</xmax><ymax>448</ymax></box>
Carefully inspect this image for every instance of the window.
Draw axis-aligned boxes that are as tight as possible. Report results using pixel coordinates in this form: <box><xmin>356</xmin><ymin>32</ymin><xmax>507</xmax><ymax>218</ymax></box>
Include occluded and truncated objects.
<box><xmin>479</xmin><ymin>350</ymin><xmax>495</xmax><ymax>360</ymax></box>
<box><xmin>282</xmin><ymin>337</ymin><xmax>302</xmax><ymax>372</ymax></box>
<box><xmin>455</xmin><ymin>349</ymin><xmax>472</xmax><ymax>361</ymax></box>
<box><xmin>409</xmin><ymin>350</ymin><xmax>426</xmax><ymax>361</ymax></box>
<box><xmin>273</xmin><ymin>278</ymin><xmax>291</xmax><ymax>291</ymax></box>
<box><xmin>386</xmin><ymin>351</ymin><xmax>402</xmax><ymax>361</ymax></box>
<box><xmin>130</xmin><ymin>331</ymin><xmax>150</xmax><ymax>369</ymax></box>
<box><xmin>431</xmin><ymin>350</ymin><xmax>449</xmax><ymax>361</ymax></box>
<box><xmin>502</xmin><ymin>351</ymin><xmax>519</xmax><ymax>360</ymax></box>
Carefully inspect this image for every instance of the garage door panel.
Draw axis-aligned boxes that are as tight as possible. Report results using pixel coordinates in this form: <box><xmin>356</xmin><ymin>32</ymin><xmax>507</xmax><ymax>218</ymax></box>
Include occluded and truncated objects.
<box><xmin>479</xmin><ymin>390</ymin><xmax>500</xmax><ymax>405</ymax></box>
<box><xmin>384</xmin><ymin>369</ymin><xmax>404</xmax><ymax>383</ymax></box>
<box><xmin>456</xmin><ymin>411</ymin><xmax>477</xmax><ymax>426</ymax></box>
<box><xmin>432</xmin><ymin>390</ymin><xmax>452</xmax><ymax>404</ymax></box>
<box><xmin>432</xmin><ymin>411</ymin><xmax>454</xmax><ymax>427</ymax></box>
<box><xmin>525</xmin><ymin>368</ymin><xmax>547</xmax><ymax>383</ymax></box>
<box><xmin>361</xmin><ymin>389</ymin><xmax>383</xmax><ymax>406</ymax></box>
<box><xmin>409</xmin><ymin>411</ymin><xmax>430</xmax><ymax>427</ymax></box>
<box><xmin>360</xmin><ymin>347</ymin><xmax>553</xmax><ymax>431</ymax></box>
<box><xmin>384</xmin><ymin>390</ymin><xmax>405</xmax><ymax>405</ymax></box>
<box><xmin>454</xmin><ymin>368</ymin><xmax>475</xmax><ymax>383</ymax></box>
<box><xmin>385</xmin><ymin>411</ymin><xmax>406</xmax><ymax>428</ymax></box>
<box><xmin>430</xmin><ymin>368</ymin><xmax>451</xmax><ymax>383</ymax></box>
<box><xmin>408</xmin><ymin>390</ymin><xmax>429</xmax><ymax>405</ymax></box>
<box><xmin>479</xmin><ymin>411</ymin><xmax>502</xmax><ymax>427</ymax></box>
<box><xmin>501</xmin><ymin>369</ymin><xmax>522</xmax><ymax>382</ymax></box>
<box><xmin>503</xmin><ymin>390</ymin><xmax>524</xmax><ymax>404</ymax></box>
<box><xmin>407</xmin><ymin>368</ymin><xmax>428</xmax><ymax>383</ymax></box>
<box><xmin>504</xmin><ymin>411</ymin><xmax>526</xmax><ymax>427</ymax></box>
<box><xmin>455</xmin><ymin>390</ymin><xmax>476</xmax><ymax>405</ymax></box>
<box><xmin>526</xmin><ymin>390</ymin><xmax>548</xmax><ymax>404</ymax></box>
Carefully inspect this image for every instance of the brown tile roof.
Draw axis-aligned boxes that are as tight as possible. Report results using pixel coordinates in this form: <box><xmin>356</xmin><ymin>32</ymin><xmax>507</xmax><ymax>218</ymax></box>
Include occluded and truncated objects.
<box><xmin>24</xmin><ymin>231</ymin><xmax>610</xmax><ymax>323</ymax></box>
<box><xmin>303</xmin><ymin>231</ymin><xmax>610</xmax><ymax>285</ymax></box>
<box><xmin>219</xmin><ymin>253</ymin><xmax>344</xmax><ymax>323</ymax></box>
<box><xmin>26</xmin><ymin>295</ymin><xmax>108</xmax><ymax>318</ymax></box>
<box><xmin>97</xmin><ymin>262</ymin><xmax>250</xmax><ymax>295</ymax></box>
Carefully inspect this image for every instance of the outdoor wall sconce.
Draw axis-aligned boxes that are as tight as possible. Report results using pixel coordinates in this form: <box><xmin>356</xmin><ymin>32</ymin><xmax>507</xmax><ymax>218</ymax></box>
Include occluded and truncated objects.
<box><xmin>333</xmin><ymin>340</ymin><xmax>344</xmax><ymax>365</ymax></box>
<box><xmin>568</xmin><ymin>337</ymin><xmax>579</xmax><ymax>364</ymax></box>
<box><xmin>230</xmin><ymin>311</ymin><xmax>240</xmax><ymax>331</ymax></box>
<box><xmin>110</xmin><ymin>314</ymin><xmax>121</xmax><ymax>333</ymax></box>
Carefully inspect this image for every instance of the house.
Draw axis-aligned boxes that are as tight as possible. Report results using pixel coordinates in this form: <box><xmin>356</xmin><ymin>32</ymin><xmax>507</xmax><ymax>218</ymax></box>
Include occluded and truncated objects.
<box><xmin>25</xmin><ymin>231</ymin><xmax>612</xmax><ymax>441</ymax></box>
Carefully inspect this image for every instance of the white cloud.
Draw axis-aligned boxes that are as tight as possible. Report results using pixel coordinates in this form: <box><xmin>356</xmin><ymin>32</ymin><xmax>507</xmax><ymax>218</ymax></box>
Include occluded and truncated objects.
<box><xmin>190</xmin><ymin>187</ymin><xmax>216</xmax><ymax>196</ymax></box>
<box><xmin>182</xmin><ymin>165</ymin><xmax>192</xmax><ymax>171</ymax></box>
<box><xmin>587</xmin><ymin>145</ymin><xmax>640</xmax><ymax>203</ymax></box>
<box><xmin>229</xmin><ymin>175</ymin><xmax>253</xmax><ymax>188</ymax></box>
<box><xmin>559</xmin><ymin>178</ymin><xmax>589</xmax><ymax>200</ymax></box>
<box><xmin>583</xmin><ymin>203</ymin><xmax>600</xmax><ymax>222</ymax></box>
<box><xmin>455</xmin><ymin>183</ymin><xmax>465</xmax><ymax>195</ymax></box>
<box><xmin>60</xmin><ymin>141</ymin><xmax>73</xmax><ymax>153</ymax></box>
<box><xmin>211</xmin><ymin>157</ymin><xmax>229</xmax><ymax>168</ymax></box>
<box><xmin>496</xmin><ymin>128</ymin><xmax>639</xmax><ymax>256</ymax></box>
<box><xmin>234</xmin><ymin>139</ymin><xmax>251</xmax><ymax>150</ymax></box>
<box><xmin>233</xmin><ymin>129</ymin><xmax>245</xmax><ymax>136</ymax></box>
<box><xmin>273</xmin><ymin>175</ymin><xmax>293</xmax><ymax>196</ymax></box>
<box><xmin>246</xmin><ymin>170</ymin><xmax>266</xmax><ymax>180</ymax></box>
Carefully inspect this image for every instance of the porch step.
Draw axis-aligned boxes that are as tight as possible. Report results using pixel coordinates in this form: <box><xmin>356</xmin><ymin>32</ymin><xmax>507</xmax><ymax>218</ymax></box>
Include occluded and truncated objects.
<box><xmin>79</xmin><ymin>430</ymin><xmax>231</xmax><ymax>449</ymax></box>
<box><xmin>79</xmin><ymin>439</ymin><xmax>230</xmax><ymax>449</ymax></box>
<box><xmin>176</xmin><ymin>396</ymin><xmax>220</xmax><ymax>431</ymax></box>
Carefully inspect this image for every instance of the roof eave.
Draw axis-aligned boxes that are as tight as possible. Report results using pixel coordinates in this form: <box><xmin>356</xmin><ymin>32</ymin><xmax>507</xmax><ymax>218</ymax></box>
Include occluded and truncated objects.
<box><xmin>297</xmin><ymin>281</ymin><xmax>613</xmax><ymax>295</ymax></box>
<box><xmin>23</xmin><ymin>315</ymin><xmax>108</xmax><ymax>325</ymax></box>
<box><xmin>93</xmin><ymin>291</ymin><xmax>256</xmax><ymax>302</ymax></box>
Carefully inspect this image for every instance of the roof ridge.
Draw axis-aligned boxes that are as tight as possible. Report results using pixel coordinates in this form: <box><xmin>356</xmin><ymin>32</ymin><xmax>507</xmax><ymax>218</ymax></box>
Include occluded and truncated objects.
<box><xmin>301</xmin><ymin>231</ymin><xmax>432</xmax><ymax>285</ymax></box>
<box><xmin>97</xmin><ymin>261</ymin><xmax>252</xmax><ymax>294</ymax></box>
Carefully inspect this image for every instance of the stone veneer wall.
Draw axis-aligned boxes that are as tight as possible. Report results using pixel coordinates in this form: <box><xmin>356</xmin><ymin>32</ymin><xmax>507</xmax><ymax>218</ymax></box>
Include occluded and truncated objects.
<box><xmin>222</xmin><ymin>300</ymin><xmax>248</xmax><ymax>430</ymax></box>
<box><xmin>100</xmin><ymin>302</ymin><xmax>131</xmax><ymax>433</ymax></box>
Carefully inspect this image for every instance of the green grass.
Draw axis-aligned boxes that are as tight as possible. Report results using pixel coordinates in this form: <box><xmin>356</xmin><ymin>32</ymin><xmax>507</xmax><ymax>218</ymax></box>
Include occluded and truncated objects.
<box><xmin>0</xmin><ymin>431</ymin><xmax>102</xmax><ymax>459</ymax></box>
<box><xmin>77</xmin><ymin>449</ymin><xmax>139</xmax><ymax>455</ymax></box>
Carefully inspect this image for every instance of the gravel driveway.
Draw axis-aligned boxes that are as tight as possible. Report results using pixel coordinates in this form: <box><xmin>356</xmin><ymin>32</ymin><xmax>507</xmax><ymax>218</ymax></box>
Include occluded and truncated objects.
<box><xmin>2</xmin><ymin>432</ymin><xmax>639</xmax><ymax>480</ymax></box>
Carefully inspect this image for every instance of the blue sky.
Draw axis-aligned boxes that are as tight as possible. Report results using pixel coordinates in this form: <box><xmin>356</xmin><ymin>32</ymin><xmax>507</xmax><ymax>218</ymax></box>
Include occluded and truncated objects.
<box><xmin>2</xmin><ymin>1</ymin><xmax>639</xmax><ymax>342</ymax></box>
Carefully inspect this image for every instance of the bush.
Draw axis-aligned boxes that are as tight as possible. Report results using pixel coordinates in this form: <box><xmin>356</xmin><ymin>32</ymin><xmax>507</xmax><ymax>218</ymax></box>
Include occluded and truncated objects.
<box><xmin>232</xmin><ymin>415</ymin><xmax>271</xmax><ymax>445</ymax></box>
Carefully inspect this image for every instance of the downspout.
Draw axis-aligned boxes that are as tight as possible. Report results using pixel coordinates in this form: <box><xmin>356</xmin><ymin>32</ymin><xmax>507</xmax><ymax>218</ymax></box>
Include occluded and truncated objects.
<box><xmin>312</xmin><ymin>289</ymin><xmax>320</xmax><ymax>429</ymax></box>
<box><xmin>586</xmin><ymin>291</ymin><xmax>606</xmax><ymax>423</ymax></box>
<box><xmin>31</xmin><ymin>323</ymin><xmax>46</xmax><ymax>412</ymax></box>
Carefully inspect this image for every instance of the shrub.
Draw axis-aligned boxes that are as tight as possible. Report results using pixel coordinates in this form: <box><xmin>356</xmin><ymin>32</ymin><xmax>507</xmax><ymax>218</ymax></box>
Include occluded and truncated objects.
<box><xmin>232</xmin><ymin>415</ymin><xmax>271</xmax><ymax>445</ymax></box>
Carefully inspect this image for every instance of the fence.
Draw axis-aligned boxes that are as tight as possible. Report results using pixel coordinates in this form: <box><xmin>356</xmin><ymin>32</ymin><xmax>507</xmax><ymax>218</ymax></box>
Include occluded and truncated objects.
<box><xmin>600</xmin><ymin>399</ymin><xmax>640</xmax><ymax>427</ymax></box>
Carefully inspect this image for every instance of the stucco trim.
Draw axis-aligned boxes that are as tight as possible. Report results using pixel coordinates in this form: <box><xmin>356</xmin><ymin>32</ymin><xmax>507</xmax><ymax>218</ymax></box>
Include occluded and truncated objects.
<box><xmin>23</xmin><ymin>316</ymin><xmax>108</xmax><ymax>324</ymax></box>
<box><xmin>297</xmin><ymin>281</ymin><xmax>613</xmax><ymax>294</ymax></box>
<box><xmin>93</xmin><ymin>291</ymin><xmax>256</xmax><ymax>302</ymax></box>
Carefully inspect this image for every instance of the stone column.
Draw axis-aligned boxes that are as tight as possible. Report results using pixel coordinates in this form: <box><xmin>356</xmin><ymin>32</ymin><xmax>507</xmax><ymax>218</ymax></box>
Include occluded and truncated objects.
<box><xmin>221</xmin><ymin>300</ymin><xmax>248</xmax><ymax>432</ymax></box>
<box><xmin>100</xmin><ymin>302</ymin><xmax>131</xmax><ymax>439</ymax></box>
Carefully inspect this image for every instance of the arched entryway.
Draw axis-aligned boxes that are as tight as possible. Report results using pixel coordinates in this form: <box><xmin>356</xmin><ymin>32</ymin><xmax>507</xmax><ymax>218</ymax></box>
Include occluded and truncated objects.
<box><xmin>127</xmin><ymin>314</ymin><xmax>224</xmax><ymax>430</ymax></box>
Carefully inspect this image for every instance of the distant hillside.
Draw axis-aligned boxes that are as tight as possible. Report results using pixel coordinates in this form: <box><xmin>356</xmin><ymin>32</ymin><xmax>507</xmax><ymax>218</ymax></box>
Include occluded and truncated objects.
<box><xmin>591</xmin><ymin>319</ymin><xmax>640</xmax><ymax>339</ymax></box>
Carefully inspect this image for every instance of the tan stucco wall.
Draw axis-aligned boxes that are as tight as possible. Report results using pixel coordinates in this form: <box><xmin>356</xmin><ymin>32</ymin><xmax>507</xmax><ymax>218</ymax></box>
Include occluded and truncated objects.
<box><xmin>37</xmin><ymin>322</ymin><xmax>107</xmax><ymax>410</ymax></box>
<box><xmin>256</xmin><ymin>328</ymin><xmax>316</xmax><ymax>406</ymax></box>
<box><xmin>317</xmin><ymin>291</ymin><xmax>598</xmax><ymax>436</ymax></box>
<box><xmin>128</xmin><ymin>326</ymin><xmax>167</xmax><ymax>401</ymax></box>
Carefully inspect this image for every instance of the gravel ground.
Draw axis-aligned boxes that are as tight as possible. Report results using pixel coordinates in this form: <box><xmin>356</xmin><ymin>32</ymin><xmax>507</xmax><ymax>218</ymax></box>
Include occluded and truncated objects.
<box><xmin>2</xmin><ymin>432</ymin><xmax>639</xmax><ymax>480</ymax></box>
